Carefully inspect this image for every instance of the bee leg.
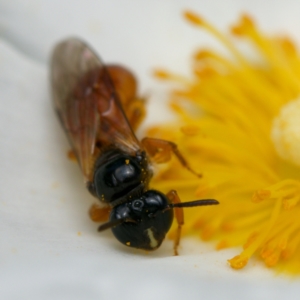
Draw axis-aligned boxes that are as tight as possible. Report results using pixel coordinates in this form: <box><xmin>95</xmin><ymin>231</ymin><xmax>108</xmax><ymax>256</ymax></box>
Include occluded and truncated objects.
<box><xmin>67</xmin><ymin>149</ymin><xmax>77</xmax><ymax>162</ymax></box>
<box><xmin>141</xmin><ymin>137</ymin><xmax>201</xmax><ymax>177</ymax></box>
<box><xmin>89</xmin><ymin>204</ymin><xmax>111</xmax><ymax>222</ymax></box>
<box><xmin>166</xmin><ymin>190</ymin><xmax>184</xmax><ymax>256</ymax></box>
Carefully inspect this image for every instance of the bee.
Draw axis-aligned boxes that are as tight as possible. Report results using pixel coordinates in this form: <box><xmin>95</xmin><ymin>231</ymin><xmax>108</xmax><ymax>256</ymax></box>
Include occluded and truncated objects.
<box><xmin>50</xmin><ymin>38</ymin><xmax>219</xmax><ymax>255</ymax></box>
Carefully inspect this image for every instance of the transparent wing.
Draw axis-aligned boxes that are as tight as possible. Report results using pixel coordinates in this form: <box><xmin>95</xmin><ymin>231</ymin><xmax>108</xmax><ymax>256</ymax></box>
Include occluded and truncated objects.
<box><xmin>50</xmin><ymin>38</ymin><xmax>140</xmax><ymax>181</ymax></box>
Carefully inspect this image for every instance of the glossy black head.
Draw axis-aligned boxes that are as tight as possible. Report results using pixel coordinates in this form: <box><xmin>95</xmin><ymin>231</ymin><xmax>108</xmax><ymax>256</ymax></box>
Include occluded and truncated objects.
<box><xmin>109</xmin><ymin>190</ymin><xmax>173</xmax><ymax>251</ymax></box>
<box><xmin>92</xmin><ymin>150</ymin><xmax>152</xmax><ymax>203</ymax></box>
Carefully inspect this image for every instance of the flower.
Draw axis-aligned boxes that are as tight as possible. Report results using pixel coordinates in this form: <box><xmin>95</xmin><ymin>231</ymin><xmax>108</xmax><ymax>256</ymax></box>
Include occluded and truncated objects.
<box><xmin>149</xmin><ymin>11</ymin><xmax>300</xmax><ymax>274</ymax></box>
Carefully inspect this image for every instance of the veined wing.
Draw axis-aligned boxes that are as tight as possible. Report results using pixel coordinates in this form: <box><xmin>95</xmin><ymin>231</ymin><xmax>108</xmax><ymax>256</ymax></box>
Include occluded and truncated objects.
<box><xmin>50</xmin><ymin>38</ymin><xmax>140</xmax><ymax>180</ymax></box>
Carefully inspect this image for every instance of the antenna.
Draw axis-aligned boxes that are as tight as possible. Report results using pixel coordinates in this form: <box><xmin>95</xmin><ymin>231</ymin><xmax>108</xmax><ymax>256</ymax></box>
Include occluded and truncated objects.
<box><xmin>168</xmin><ymin>199</ymin><xmax>219</xmax><ymax>209</ymax></box>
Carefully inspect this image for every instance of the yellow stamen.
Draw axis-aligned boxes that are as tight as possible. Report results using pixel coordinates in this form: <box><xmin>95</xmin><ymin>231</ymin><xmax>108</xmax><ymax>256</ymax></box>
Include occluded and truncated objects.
<box><xmin>149</xmin><ymin>11</ymin><xmax>300</xmax><ymax>274</ymax></box>
<box><xmin>153</xmin><ymin>69</ymin><xmax>191</xmax><ymax>85</ymax></box>
<box><xmin>184</xmin><ymin>11</ymin><xmax>248</xmax><ymax>66</ymax></box>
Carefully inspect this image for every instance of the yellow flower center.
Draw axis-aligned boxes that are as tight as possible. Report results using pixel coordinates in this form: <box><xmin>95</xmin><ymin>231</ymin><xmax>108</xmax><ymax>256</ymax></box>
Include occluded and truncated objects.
<box><xmin>271</xmin><ymin>98</ymin><xmax>300</xmax><ymax>167</ymax></box>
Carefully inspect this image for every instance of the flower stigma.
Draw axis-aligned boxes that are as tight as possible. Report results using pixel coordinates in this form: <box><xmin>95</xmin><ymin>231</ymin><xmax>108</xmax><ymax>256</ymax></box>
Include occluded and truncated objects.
<box><xmin>149</xmin><ymin>11</ymin><xmax>300</xmax><ymax>274</ymax></box>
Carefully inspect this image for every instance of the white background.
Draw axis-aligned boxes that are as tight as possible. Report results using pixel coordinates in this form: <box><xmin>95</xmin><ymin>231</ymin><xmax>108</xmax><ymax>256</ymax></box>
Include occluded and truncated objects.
<box><xmin>1</xmin><ymin>1</ymin><xmax>300</xmax><ymax>299</ymax></box>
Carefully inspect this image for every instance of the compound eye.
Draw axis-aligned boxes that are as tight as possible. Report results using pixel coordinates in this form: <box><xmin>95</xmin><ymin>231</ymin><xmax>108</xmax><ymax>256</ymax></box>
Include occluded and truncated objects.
<box><xmin>131</xmin><ymin>199</ymin><xmax>144</xmax><ymax>212</ymax></box>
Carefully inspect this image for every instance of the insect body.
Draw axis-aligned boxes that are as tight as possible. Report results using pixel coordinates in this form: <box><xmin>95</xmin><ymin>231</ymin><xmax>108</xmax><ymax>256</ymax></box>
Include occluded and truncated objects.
<box><xmin>51</xmin><ymin>38</ymin><xmax>218</xmax><ymax>255</ymax></box>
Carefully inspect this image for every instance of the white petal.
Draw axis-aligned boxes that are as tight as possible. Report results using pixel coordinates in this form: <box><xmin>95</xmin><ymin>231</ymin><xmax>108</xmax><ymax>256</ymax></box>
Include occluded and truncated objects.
<box><xmin>1</xmin><ymin>1</ymin><xmax>300</xmax><ymax>299</ymax></box>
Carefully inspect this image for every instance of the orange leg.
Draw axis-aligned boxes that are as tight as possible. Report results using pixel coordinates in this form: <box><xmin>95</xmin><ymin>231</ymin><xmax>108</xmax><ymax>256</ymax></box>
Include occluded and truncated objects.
<box><xmin>67</xmin><ymin>149</ymin><xmax>77</xmax><ymax>162</ymax></box>
<box><xmin>166</xmin><ymin>190</ymin><xmax>184</xmax><ymax>256</ymax></box>
<box><xmin>89</xmin><ymin>204</ymin><xmax>111</xmax><ymax>222</ymax></box>
<box><xmin>141</xmin><ymin>137</ymin><xmax>201</xmax><ymax>177</ymax></box>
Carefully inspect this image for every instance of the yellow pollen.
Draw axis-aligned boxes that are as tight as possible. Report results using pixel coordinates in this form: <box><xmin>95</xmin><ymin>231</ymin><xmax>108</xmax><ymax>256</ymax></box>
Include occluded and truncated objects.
<box><xmin>228</xmin><ymin>255</ymin><xmax>249</xmax><ymax>270</ymax></box>
<box><xmin>184</xmin><ymin>11</ymin><xmax>205</xmax><ymax>26</ymax></box>
<box><xmin>180</xmin><ymin>125</ymin><xmax>201</xmax><ymax>136</ymax></box>
<box><xmin>216</xmin><ymin>240</ymin><xmax>228</xmax><ymax>250</ymax></box>
<box><xmin>252</xmin><ymin>190</ymin><xmax>271</xmax><ymax>203</ymax></box>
